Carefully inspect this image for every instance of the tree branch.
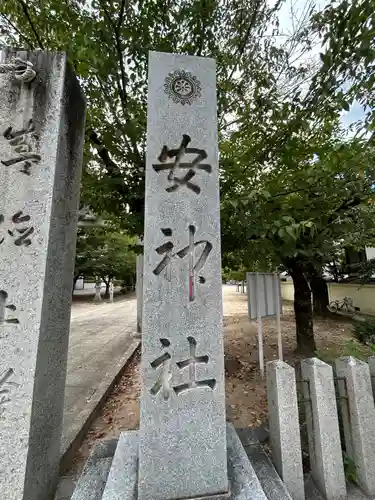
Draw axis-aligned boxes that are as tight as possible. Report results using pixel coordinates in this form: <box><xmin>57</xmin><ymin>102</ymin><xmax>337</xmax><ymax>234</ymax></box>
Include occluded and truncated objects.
<box><xmin>117</xmin><ymin>0</ymin><xmax>127</xmax><ymax>28</ymax></box>
<box><xmin>96</xmin><ymin>76</ymin><xmax>143</xmax><ymax>163</ymax></box>
<box><xmin>17</xmin><ymin>0</ymin><xmax>44</xmax><ymax>49</ymax></box>
<box><xmin>0</xmin><ymin>13</ymin><xmax>35</xmax><ymax>48</ymax></box>
<box><xmin>98</xmin><ymin>0</ymin><xmax>128</xmax><ymax>106</ymax></box>
<box><xmin>196</xmin><ymin>0</ymin><xmax>208</xmax><ymax>56</ymax></box>
<box><xmin>327</xmin><ymin>196</ymin><xmax>363</xmax><ymax>225</ymax></box>
<box><xmin>227</xmin><ymin>0</ymin><xmax>262</xmax><ymax>82</ymax></box>
<box><xmin>88</xmin><ymin>129</ymin><xmax>122</xmax><ymax>175</ymax></box>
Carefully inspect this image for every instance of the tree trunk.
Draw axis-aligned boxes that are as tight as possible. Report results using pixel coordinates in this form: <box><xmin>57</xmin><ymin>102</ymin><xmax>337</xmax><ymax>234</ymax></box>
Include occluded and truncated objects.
<box><xmin>289</xmin><ymin>263</ymin><xmax>316</xmax><ymax>353</ymax></box>
<box><xmin>102</xmin><ymin>276</ymin><xmax>112</xmax><ymax>298</ymax></box>
<box><xmin>309</xmin><ymin>274</ymin><xmax>330</xmax><ymax>316</ymax></box>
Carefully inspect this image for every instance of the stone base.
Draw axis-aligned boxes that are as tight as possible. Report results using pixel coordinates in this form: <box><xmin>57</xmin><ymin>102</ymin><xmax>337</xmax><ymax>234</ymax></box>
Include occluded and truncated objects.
<box><xmin>71</xmin><ymin>424</ymin><xmax>285</xmax><ymax>500</ymax></box>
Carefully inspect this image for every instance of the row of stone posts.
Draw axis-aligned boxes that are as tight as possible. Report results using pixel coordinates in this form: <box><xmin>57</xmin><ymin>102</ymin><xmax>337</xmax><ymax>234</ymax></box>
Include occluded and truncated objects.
<box><xmin>267</xmin><ymin>356</ymin><xmax>375</xmax><ymax>500</ymax></box>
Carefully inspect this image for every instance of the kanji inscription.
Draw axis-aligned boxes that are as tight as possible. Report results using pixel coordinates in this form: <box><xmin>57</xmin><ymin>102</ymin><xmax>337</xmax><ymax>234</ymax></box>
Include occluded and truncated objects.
<box><xmin>153</xmin><ymin>226</ymin><xmax>212</xmax><ymax>301</ymax></box>
<box><xmin>0</xmin><ymin>290</ymin><xmax>20</xmax><ymax>325</ymax></box>
<box><xmin>0</xmin><ymin>368</ymin><xmax>19</xmax><ymax>411</ymax></box>
<box><xmin>149</xmin><ymin>337</ymin><xmax>215</xmax><ymax>400</ymax></box>
<box><xmin>150</xmin><ymin>338</ymin><xmax>172</xmax><ymax>400</ymax></box>
<box><xmin>174</xmin><ymin>336</ymin><xmax>216</xmax><ymax>395</ymax></box>
<box><xmin>153</xmin><ymin>135</ymin><xmax>211</xmax><ymax>194</ymax></box>
<box><xmin>0</xmin><ymin>211</ymin><xmax>34</xmax><ymax>246</ymax></box>
<box><xmin>2</xmin><ymin>119</ymin><xmax>41</xmax><ymax>175</ymax></box>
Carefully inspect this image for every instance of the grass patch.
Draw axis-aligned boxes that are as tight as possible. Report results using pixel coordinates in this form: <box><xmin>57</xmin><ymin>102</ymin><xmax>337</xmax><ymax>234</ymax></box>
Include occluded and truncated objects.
<box><xmin>316</xmin><ymin>339</ymin><xmax>374</xmax><ymax>364</ymax></box>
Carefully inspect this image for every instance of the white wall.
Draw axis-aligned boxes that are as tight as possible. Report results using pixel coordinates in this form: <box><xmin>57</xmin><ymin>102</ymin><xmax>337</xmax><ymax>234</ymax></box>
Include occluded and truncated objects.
<box><xmin>281</xmin><ymin>281</ymin><xmax>375</xmax><ymax>315</ymax></box>
<box><xmin>365</xmin><ymin>247</ymin><xmax>375</xmax><ymax>260</ymax></box>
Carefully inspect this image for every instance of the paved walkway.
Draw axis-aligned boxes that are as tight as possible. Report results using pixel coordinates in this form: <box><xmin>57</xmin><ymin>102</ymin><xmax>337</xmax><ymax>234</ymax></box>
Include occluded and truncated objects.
<box><xmin>60</xmin><ymin>294</ymin><xmax>139</xmax><ymax>461</ymax></box>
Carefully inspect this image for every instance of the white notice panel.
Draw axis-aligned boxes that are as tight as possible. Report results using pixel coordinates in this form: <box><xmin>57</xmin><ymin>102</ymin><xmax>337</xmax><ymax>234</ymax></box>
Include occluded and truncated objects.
<box><xmin>247</xmin><ymin>272</ymin><xmax>282</xmax><ymax>320</ymax></box>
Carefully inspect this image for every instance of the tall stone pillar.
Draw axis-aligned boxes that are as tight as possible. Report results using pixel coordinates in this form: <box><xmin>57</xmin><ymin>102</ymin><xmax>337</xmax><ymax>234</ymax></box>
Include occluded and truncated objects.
<box><xmin>0</xmin><ymin>49</ymin><xmax>85</xmax><ymax>500</ymax></box>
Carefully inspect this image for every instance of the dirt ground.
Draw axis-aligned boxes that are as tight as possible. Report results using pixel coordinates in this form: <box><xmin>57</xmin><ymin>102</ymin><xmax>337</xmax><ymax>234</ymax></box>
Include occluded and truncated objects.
<box><xmin>67</xmin><ymin>286</ymin><xmax>372</xmax><ymax>479</ymax></box>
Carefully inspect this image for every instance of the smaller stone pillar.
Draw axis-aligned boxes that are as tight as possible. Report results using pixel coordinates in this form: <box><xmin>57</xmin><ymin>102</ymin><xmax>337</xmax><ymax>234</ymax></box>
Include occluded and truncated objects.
<box><xmin>267</xmin><ymin>360</ymin><xmax>304</xmax><ymax>500</ymax></box>
<box><xmin>335</xmin><ymin>357</ymin><xmax>375</xmax><ymax>496</ymax></box>
<box><xmin>301</xmin><ymin>358</ymin><xmax>346</xmax><ymax>500</ymax></box>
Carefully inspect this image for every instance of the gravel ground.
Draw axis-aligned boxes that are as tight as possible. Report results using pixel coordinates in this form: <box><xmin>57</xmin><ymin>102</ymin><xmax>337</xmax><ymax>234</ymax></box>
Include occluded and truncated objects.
<box><xmin>65</xmin><ymin>285</ymin><xmax>370</xmax><ymax>480</ymax></box>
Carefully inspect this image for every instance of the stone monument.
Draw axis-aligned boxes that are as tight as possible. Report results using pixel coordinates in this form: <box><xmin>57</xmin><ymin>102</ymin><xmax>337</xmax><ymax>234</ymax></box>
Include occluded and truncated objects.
<box><xmin>0</xmin><ymin>50</ymin><xmax>85</xmax><ymax>500</ymax></box>
<box><xmin>71</xmin><ymin>50</ymin><xmax>272</xmax><ymax>500</ymax></box>
<box><xmin>138</xmin><ymin>50</ymin><xmax>228</xmax><ymax>500</ymax></box>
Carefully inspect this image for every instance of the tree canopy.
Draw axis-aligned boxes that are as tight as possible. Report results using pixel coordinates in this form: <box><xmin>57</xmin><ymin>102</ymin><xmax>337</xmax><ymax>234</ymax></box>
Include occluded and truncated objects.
<box><xmin>74</xmin><ymin>226</ymin><xmax>137</xmax><ymax>294</ymax></box>
<box><xmin>2</xmin><ymin>0</ymin><xmax>375</xmax><ymax>351</ymax></box>
<box><xmin>2</xmin><ymin>0</ymin><xmax>290</xmax><ymax>233</ymax></box>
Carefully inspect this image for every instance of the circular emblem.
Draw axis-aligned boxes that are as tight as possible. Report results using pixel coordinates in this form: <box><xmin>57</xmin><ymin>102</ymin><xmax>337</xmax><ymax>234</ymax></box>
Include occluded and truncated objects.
<box><xmin>164</xmin><ymin>69</ymin><xmax>202</xmax><ymax>105</ymax></box>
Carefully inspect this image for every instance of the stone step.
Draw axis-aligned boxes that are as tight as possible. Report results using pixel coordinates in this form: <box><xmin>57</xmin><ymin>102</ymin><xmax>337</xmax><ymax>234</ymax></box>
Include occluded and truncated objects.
<box><xmin>69</xmin><ymin>439</ymin><xmax>117</xmax><ymax>500</ymax></box>
<box><xmin>101</xmin><ymin>432</ymin><xmax>138</xmax><ymax>500</ymax></box>
<box><xmin>241</xmin><ymin>444</ymin><xmax>292</xmax><ymax>500</ymax></box>
<box><xmin>69</xmin><ymin>425</ymin><xmax>273</xmax><ymax>500</ymax></box>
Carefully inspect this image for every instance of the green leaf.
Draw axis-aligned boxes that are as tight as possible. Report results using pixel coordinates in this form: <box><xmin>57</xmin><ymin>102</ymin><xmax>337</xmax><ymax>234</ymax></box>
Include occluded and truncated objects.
<box><xmin>262</xmin><ymin>190</ymin><xmax>271</xmax><ymax>199</ymax></box>
<box><xmin>285</xmin><ymin>226</ymin><xmax>297</xmax><ymax>240</ymax></box>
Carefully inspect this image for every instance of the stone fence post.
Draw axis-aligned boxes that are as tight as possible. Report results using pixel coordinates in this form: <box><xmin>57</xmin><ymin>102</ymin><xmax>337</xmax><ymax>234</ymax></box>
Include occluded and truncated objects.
<box><xmin>267</xmin><ymin>360</ymin><xmax>304</xmax><ymax>500</ymax></box>
<box><xmin>335</xmin><ymin>357</ymin><xmax>375</xmax><ymax>496</ymax></box>
<box><xmin>301</xmin><ymin>358</ymin><xmax>346</xmax><ymax>500</ymax></box>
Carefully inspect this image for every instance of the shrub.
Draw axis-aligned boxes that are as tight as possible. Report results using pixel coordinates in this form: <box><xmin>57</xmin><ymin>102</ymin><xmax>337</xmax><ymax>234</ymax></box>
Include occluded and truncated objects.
<box><xmin>352</xmin><ymin>318</ymin><xmax>375</xmax><ymax>346</ymax></box>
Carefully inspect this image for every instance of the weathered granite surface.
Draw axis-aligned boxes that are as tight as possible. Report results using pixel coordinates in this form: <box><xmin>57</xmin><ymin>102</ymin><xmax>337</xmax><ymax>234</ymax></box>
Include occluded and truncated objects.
<box><xmin>71</xmin><ymin>425</ymin><xmax>273</xmax><ymax>500</ymax></box>
<box><xmin>101</xmin><ymin>432</ymin><xmax>138</xmax><ymax>500</ymax></box>
<box><xmin>136</xmin><ymin>255</ymin><xmax>143</xmax><ymax>333</ymax></box>
<box><xmin>70</xmin><ymin>439</ymin><xmax>117</xmax><ymax>500</ymax></box>
<box><xmin>244</xmin><ymin>444</ymin><xmax>292</xmax><ymax>500</ymax></box>
<box><xmin>335</xmin><ymin>357</ymin><xmax>375</xmax><ymax>496</ymax></box>
<box><xmin>301</xmin><ymin>358</ymin><xmax>346</xmax><ymax>500</ymax></box>
<box><xmin>0</xmin><ymin>49</ymin><xmax>85</xmax><ymax>500</ymax></box>
<box><xmin>267</xmin><ymin>361</ymin><xmax>304</xmax><ymax>500</ymax></box>
<box><xmin>139</xmin><ymin>51</ymin><xmax>227</xmax><ymax>500</ymax></box>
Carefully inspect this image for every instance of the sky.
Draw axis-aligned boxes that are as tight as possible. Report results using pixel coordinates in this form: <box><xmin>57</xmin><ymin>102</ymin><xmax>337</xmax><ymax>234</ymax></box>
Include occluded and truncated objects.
<box><xmin>276</xmin><ymin>0</ymin><xmax>366</xmax><ymax>128</ymax></box>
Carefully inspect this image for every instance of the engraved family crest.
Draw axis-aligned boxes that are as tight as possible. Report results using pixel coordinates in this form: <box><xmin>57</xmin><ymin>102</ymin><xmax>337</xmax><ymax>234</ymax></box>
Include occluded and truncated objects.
<box><xmin>164</xmin><ymin>69</ymin><xmax>202</xmax><ymax>105</ymax></box>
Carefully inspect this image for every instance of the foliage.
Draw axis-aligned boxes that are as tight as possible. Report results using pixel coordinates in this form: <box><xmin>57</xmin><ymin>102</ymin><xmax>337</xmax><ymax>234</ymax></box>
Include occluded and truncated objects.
<box><xmin>351</xmin><ymin>257</ymin><xmax>375</xmax><ymax>284</ymax></box>
<box><xmin>309</xmin><ymin>0</ymin><xmax>375</xmax><ymax>135</ymax></box>
<box><xmin>75</xmin><ymin>226</ymin><xmax>137</xmax><ymax>287</ymax></box>
<box><xmin>352</xmin><ymin>317</ymin><xmax>375</xmax><ymax>346</ymax></box>
<box><xmin>220</xmin><ymin>76</ymin><xmax>375</xmax><ymax>348</ymax></box>
<box><xmin>343</xmin><ymin>452</ymin><xmax>357</xmax><ymax>484</ymax></box>
<box><xmin>222</xmin><ymin>265</ymin><xmax>247</xmax><ymax>283</ymax></box>
<box><xmin>221</xmin><ymin>124</ymin><xmax>375</xmax><ymax>274</ymax></box>
<box><xmin>325</xmin><ymin>248</ymin><xmax>347</xmax><ymax>282</ymax></box>
<box><xmin>3</xmin><ymin>0</ymin><xmax>375</xmax><ymax>349</ymax></box>
<box><xmin>1</xmin><ymin>0</ymin><xmax>290</xmax><ymax>233</ymax></box>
